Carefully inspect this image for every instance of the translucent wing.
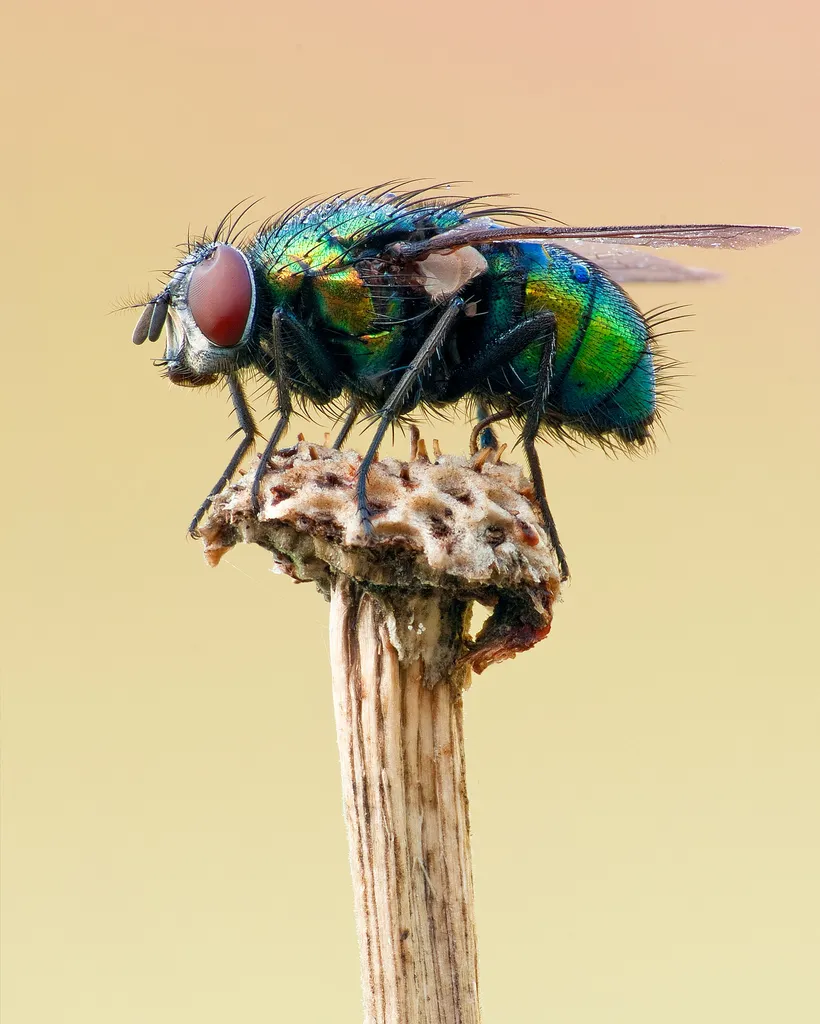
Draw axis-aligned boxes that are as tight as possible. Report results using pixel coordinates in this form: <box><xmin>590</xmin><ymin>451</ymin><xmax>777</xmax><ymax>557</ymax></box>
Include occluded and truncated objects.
<box><xmin>392</xmin><ymin>221</ymin><xmax>800</xmax><ymax>260</ymax></box>
<box><xmin>558</xmin><ymin>240</ymin><xmax>720</xmax><ymax>283</ymax></box>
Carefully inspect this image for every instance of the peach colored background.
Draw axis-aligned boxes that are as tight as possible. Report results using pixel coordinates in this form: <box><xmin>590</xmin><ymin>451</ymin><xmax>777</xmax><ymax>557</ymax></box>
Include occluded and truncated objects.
<box><xmin>2</xmin><ymin>0</ymin><xmax>818</xmax><ymax>1021</ymax></box>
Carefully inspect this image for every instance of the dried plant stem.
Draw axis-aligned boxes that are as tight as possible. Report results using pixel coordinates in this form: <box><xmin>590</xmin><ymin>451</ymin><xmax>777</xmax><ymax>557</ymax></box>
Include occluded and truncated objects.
<box><xmin>330</xmin><ymin>577</ymin><xmax>479</xmax><ymax>1024</ymax></box>
<box><xmin>200</xmin><ymin>441</ymin><xmax>562</xmax><ymax>1023</ymax></box>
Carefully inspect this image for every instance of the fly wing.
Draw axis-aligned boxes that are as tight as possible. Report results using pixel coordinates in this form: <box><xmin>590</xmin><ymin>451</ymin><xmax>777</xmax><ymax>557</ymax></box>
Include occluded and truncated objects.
<box><xmin>545</xmin><ymin>223</ymin><xmax>799</xmax><ymax>249</ymax></box>
<box><xmin>558</xmin><ymin>240</ymin><xmax>720</xmax><ymax>283</ymax></box>
<box><xmin>392</xmin><ymin>221</ymin><xmax>800</xmax><ymax>260</ymax></box>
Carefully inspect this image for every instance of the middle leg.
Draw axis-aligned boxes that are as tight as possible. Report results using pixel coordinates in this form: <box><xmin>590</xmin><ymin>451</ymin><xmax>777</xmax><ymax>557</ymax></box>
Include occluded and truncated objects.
<box><xmin>357</xmin><ymin>296</ymin><xmax>464</xmax><ymax>529</ymax></box>
<box><xmin>332</xmin><ymin>401</ymin><xmax>361</xmax><ymax>450</ymax></box>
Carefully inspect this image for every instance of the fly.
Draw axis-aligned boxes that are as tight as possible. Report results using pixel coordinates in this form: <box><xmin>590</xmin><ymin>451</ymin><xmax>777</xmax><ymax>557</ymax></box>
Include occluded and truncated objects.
<box><xmin>130</xmin><ymin>184</ymin><xmax>799</xmax><ymax>580</ymax></box>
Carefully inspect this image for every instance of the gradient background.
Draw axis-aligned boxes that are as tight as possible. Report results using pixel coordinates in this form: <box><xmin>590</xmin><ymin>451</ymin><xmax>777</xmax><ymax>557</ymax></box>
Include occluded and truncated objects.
<box><xmin>3</xmin><ymin>0</ymin><xmax>818</xmax><ymax>1021</ymax></box>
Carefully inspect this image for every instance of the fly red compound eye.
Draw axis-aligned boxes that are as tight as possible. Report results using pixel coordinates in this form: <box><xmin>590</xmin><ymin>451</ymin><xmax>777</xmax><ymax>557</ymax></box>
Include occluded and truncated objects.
<box><xmin>187</xmin><ymin>244</ymin><xmax>254</xmax><ymax>347</ymax></box>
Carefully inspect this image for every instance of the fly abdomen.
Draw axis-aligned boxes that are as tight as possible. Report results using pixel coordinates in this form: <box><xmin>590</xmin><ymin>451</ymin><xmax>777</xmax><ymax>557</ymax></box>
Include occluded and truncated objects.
<box><xmin>519</xmin><ymin>245</ymin><xmax>657</xmax><ymax>441</ymax></box>
<box><xmin>581</xmin><ymin>348</ymin><xmax>656</xmax><ymax>441</ymax></box>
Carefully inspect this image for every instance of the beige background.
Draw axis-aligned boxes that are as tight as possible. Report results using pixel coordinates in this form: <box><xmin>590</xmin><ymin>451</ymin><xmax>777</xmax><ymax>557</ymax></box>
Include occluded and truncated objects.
<box><xmin>2</xmin><ymin>0</ymin><xmax>818</xmax><ymax>1021</ymax></box>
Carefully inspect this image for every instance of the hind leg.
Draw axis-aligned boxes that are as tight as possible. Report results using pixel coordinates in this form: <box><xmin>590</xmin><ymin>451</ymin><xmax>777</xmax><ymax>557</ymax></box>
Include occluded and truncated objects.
<box><xmin>520</xmin><ymin>323</ymin><xmax>569</xmax><ymax>580</ymax></box>
<box><xmin>522</xmin><ymin>437</ymin><xmax>568</xmax><ymax>580</ymax></box>
<box><xmin>442</xmin><ymin>313</ymin><xmax>569</xmax><ymax>578</ymax></box>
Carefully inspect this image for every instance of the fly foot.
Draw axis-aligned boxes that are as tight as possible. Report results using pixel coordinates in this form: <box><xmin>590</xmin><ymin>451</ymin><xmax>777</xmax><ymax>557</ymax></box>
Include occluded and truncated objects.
<box><xmin>187</xmin><ymin>497</ymin><xmax>215</xmax><ymax>539</ymax></box>
<box><xmin>359</xmin><ymin>504</ymin><xmax>376</xmax><ymax>540</ymax></box>
<box><xmin>251</xmin><ymin>459</ymin><xmax>269</xmax><ymax>514</ymax></box>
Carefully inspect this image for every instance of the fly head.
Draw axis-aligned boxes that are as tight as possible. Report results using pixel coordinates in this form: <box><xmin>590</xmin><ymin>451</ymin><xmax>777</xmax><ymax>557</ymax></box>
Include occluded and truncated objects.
<box><xmin>132</xmin><ymin>242</ymin><xmax>257</xmax><ymax>387</ymax></box>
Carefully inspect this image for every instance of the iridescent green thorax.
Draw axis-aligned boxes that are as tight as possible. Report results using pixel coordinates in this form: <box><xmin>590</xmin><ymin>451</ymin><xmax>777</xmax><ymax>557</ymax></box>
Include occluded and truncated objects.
<box><xmin>250</xmin><ymin>194</ymin><xmax>466</xmax><ymax>294</ymax></box>
<box><xmin>248</xmin><ymin>195</ymin><xmax>469</xmax><ymax>379</ymax></box>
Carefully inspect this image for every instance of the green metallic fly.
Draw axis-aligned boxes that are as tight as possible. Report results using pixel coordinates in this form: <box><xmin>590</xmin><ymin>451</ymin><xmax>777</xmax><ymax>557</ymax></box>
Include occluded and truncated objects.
<box><xmin>132</xmin><ymin>184</ymin><xmax>798</xmax><ymax>579</ymax></box>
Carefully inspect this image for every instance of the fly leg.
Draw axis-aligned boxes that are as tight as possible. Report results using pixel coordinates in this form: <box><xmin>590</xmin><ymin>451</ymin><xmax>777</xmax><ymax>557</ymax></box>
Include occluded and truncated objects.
<box><xmin>470</xmin><ymin>410</ymin><xmax>513</xmax><ymax>454</ymax></box>
<box><xmin>523</xmin><ymin>433</ymin><xmax>569</xmax><ymax>580</ymax></box>
<box><xmin>188</xmin><ymin>373</ymin><xmax>258</xmax><ymax>535</ymax></box>
<box><xmin>441</xmin><ymin>311</ymin><xmax>569</xmax><ymax>578</ymax></box>
<box><xmin>443</xmin><ymin>313</ymin><xmax>557</xmax><ymax>401</ymax></box>
<box><xmin>520</xmin><ymin>321</ymin><xmax>570</xmax><ymax>580</ymax></box>
<box><xmin>250</xmin><ymin>413</ymin><xmax>291</xmax><ymax>512</ymax></box>
<box><xmin>474</xmin><ymin>402</ymin><xmax>500</xmax><ymax>450</ymax></box>
<box><xmin>251</xmin><ymin>309</ymin><xmax>293</xmax><ymax>513</ymax></box>
<box><xmin>332</xmin><ymin>401</ymin><xmax>361</xmax><ymax>450</ymax></box>
<box><xmin>357</xmin><ymin>296</ymin><xmax>464</xmax><ymax>531</ymax></box>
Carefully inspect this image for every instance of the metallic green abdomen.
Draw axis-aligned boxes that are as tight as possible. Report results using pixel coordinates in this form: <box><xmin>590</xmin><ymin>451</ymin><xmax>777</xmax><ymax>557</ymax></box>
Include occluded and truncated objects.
<box><xmin>516</xmin><ymin>244</ymin><xmax>656</xmax><ymax>440</ymax></box>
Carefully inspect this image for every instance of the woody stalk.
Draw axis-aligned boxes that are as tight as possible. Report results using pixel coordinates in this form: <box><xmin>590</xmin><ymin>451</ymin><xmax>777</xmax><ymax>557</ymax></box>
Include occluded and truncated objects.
<box><xmin>199</xmin><ymin>429</ymin><xmax>562</xmax><ymax>1024</ymax></box>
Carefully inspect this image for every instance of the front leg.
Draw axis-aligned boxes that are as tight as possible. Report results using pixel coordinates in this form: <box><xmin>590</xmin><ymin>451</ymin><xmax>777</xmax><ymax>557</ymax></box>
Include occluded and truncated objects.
<box><xmin>188</xmin><ymin>373</ymin><xmax>258</xmax><ymax>535</ymax></box>
<box><xmin>251</xmin><ymin>309</ymin><xmax>294</xmax><ymax>513</ymax></box>
<box><xmin>276</xmin><ymin>307</ymin><xmax>344</xmax><ymax>403</ymax></box>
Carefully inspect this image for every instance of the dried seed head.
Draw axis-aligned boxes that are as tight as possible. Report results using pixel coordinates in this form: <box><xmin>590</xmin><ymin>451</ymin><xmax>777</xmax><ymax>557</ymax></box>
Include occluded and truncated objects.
<box><xmin>199</xmin><ymin>439</ymin><xmax>563</xmax><ymax>672</ymax></box>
